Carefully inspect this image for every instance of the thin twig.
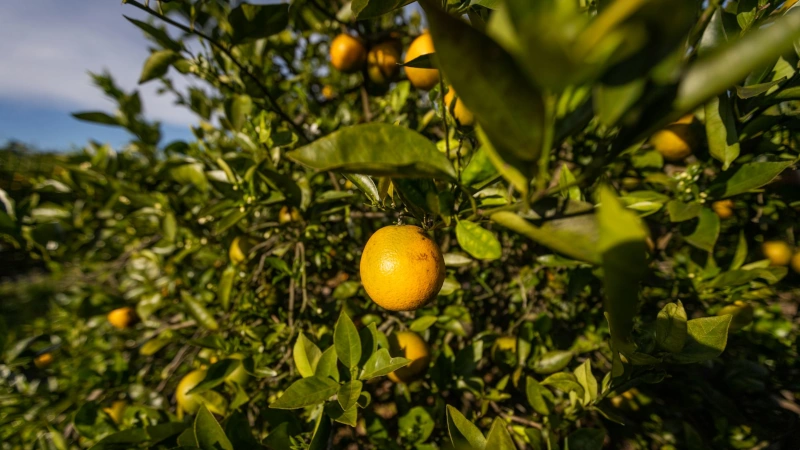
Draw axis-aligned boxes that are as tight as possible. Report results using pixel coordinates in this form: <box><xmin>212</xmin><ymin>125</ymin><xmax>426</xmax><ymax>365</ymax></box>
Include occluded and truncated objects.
<box><xmin>489</xmin><ymin>402</ymin><xmax>543</xmax><ymax>429</ymax></box>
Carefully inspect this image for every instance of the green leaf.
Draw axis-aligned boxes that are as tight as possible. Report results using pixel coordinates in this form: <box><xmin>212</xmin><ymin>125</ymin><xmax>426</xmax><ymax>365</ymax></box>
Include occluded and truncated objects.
<box><xmin>223</xmin><ymin>412</ymin><xmax>262</xmax><ymax>450</ymax></box>
<box><xmin>594</xmin><ymin>80</ymin><xmax>647</xmax><ymax>127</ymax></box>
<box><xmin>685</xmin><ymin>208</ymin><xmax>720</xmax><ymax>253</ymax></box>
<box><xmin>485</xmin><ymin>418</ymin><xmax>516</xmax><ymax>450</ymax></box>
<box><xmin>476</xmin><ymin>126</ymin><xmax>529</xmax><ymax>195</ymax></box>
<box><xmin>394</xmin><ymin>178</ymin><xmax>440</xmax><ymax>216</ymax></box>
<box><xmin>597</xmin><ymin>186</ymin><xmax>648</xmax><ymax>353</ymax></box>
<box><xmin>262</xmin><ymin>422</ymin><xmax>292</xmax><ymax>450</ymax></box>
<box><xmin>176</xmin><ymin>428</ymin><xmax>198</xmax><ymax>447</ymax></box>
<box><xmin>343</xmin><ymin>174</ymin><xmax>380</xmax><ymax>204</ymax></box>
<box><xmin>270</xmin><ymin>376</ymin><xmax>340</xmax><ymax>409</ymax></box>
<box><xmin>676</xmin><ymin>9</ymin><xmax>800</xmax><ymax>112</ymax></box>
<box><xmin>72</xmin><ymin>112</ymin><xmax>120</xmax><ymax>127</ymax></box>
<box><xmin>124</xmin><ymin>16</ymin><xmax>182</xmax><ymax>52</ymax></box>
<box><xmin>334</xmin><ymin>311</ymin><xmax>361</xmax><ymax>370</ymax></box>
<box><xmin>359</xmin><ymin>348</ymin><xmax>410</xmax><ymax>380</ymax></box>
<box><xmin>558</xmin><ymin>164</ymin><xmax>581</xmax><ymax>201</ymax></box>
<box><xmin>455</xmin><ymin>220</ymin><xmax>501</xmax><ymax>261</ymax></box>
<box><xmin>708</xmin><ymin>161</ymin><xmax>793</xmax><ymax>199</ymax></box>
<box><xmin>423</xmin><ymin>2</ymin><xmax>545</xmax><ymax>170</ymax></box>
<box><xmin>194</xmin><ymin>405</ymin><xmax>233</xmax><ymax>450</ymax></box>
<box><xmin>525</xmin><ymin>376</ymin><xmax>550</xmax><ymax>415</ymax></box>
<box><xmin>293</xmin><ymin>332</ymin><xmax>323</xmax><ymax>378</ymax></box>
<box><xmin>656</xmin><ymin>301</ymin><xmax>688</xmax><ymax>353</ymax></box>
<box><xmin>139</xmin><ymin>50</ymin><xmax>179</xmax><ymax>84</ymax></box>
<box><xmin>218</xmin><ymin>266</ymin><xmax>235</xmax><ymax>311</ymax></box>
<box><xmin>573</xmin><ymin>359</ymin><xmax>597</xmax><ymax>404</ymax></box>
<box><xmin>325</xmin><ymin>402</ymin><xmax>358</xmax><ymax>426</ymax></box>
<box><xmin>351</xmin><ymin>0</ymin><xmax>411</xmax><ymax>19</ymax></box>
<box><xmin>308</xmin><ymin>414</ymin><xmax>332</xmax><ymax>450</ymax></box>
<box><xmin>566</xmin><ymin>428</ymin><xmax>605</xmax><ymax>450</ymax></box>
<box><xmin>228</xmin><ymin>3</ymin><xmax>289</xmax><ymax>45</ymax></box>
<box><xmin>410</xmin><ymin>316</ymin><xmax>439</xmax><ymax>333</ymax></box>
<box><xmin>730</xmin><ymin>231</ymin><xmax>747</xmax><ymax>270</ymax></box>
<box><xmin>492</xmin><ymin>200</ymin><xmax>599</xmax><ymax>264</ymax></box>
<box><xmin>187</xmin><ymin>359</ymin><xmax>240</xmax><ymax>395</ymax></box>
<box><xmin>358</xmin><ymin>323</ymin><xmax>380</xmax><ymax>366</ymax></box>
<box><xmin>531</xmin><ymin>350</ymin><xmax>573</xmax><ymax>374</ymax></box>
<box><xmin>180</xmin><ymin>291</ymin><xmax>219</xmax><ymax>330</ymax></box>
<box><xmin>315</xmin><ymin>346</ymin><xmax>340</xmax><ymax>382</ymax></box>
<box><xmin>225</xmin><ymin>95</ymin><xmax>253</xmax><ymax>132</ymax></box>
<box><xmin>705</xmin><ymin>95</ymin><xmax>740</xmax><ymax>170</ymax></box>
<box><xmin>446</xmin><ymin>405</ymin><xmax>487</xmax><ymax>450</ymax></box>
<box><xmin>398</xmin><ymin>406</ymin><xmax>435</xmax><ymax>444</ymax></box>
<box><xmin>541</xmin><ymin>372</ymin><xmax>584</xmax><ymax>399</ymax></box>
<box><xmin>461</xmin><ymin>146</ymin><xmax>499</xmax><ymax>187</ymax></box>
<box><xmin>666</xmin><ymin>200</ymin><xmax>702</xmax><ymax>222</ymax></box>
<box><xmin>338</xmin><ymin>380</ymin><xmax>362</xmax><ymax>411</ymax></box>
<box><xmin>400</xmin><ymin>53</ymin><xmax>437</xmax><ymax>69</ymax></box>
<box><xmin>286</xmin><ymin>123</ymin><xmax>456</xmax><ymax>180</ymax></box>
<box><xmin>708</xmin><ymin>267</ymin><xmax>787</xmax><ymax>288</ymax></box>
<box><xmin>673</xmin><ymin>315</ymin><xmax>732</xmax><ymax>364</ymax></box>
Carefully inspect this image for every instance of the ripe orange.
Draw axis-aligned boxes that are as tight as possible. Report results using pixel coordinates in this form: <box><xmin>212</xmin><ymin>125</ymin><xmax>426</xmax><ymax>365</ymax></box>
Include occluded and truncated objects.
<box><xmin>762</xmin><ymin>241</ymin><xmax>792</xmax><ymax>266</ymax></box>
<box><xmin>176</xmin><ymin>369</ymin><xmax>207</xmax><ymax>415</ymax></box>
<box><xmin>649</xmin><ymin>115</ymin><xmax>696</xmax><ymax>162</ymax></box>
<box><xmin>330</xmin><ymin>34</ymin><xmax>366</xmax><ymax>73</ymax></box>
<box><xmin>712</xmin><ymin>199</ymin><xmax>734</xmax><ymax>219</ymax></box>
<box><xmin>321</xmin><ymin>85</ymin><xmax>335</xmax><ymax>100</ymax></box>
<box><xmin>444</xmin><ymin>89</ymin><xmax>474</xmax><ymax>127</ymax></box>
<box><xmin>108</xmin><ymin>307</ymin><xmax>138</xmax><ymax>329</ymax></box>
<box><xmin>279</xmin><ymin>206</ymin><xmax>302</xmax><ymax>224</ymax></box>
<box><xmin>360</xmin><ymin>225</ymin><xmax>445</xmax><ymax>311</ymax></box>
<box><xmin>404</xmin><ymin>33</ymin><xmax>438</xmax><ymax>90</ymax></box>
<box><xmin>792</xmin><ymin>252</ymin><xmax>800</xmax><ymax>274</ymax></box>
<box><xmin>229</xmin><ymin>236</ymin><xmax>251</xmax><ymax>265</ymax></box>
<box><xmin>367</xmin><ymin>41</ymin><xmax>401</xmax><ymax>85</ymax></box>
<box><xmin>34</xmin><ymin>352</ymin><xmax>53</xmax><ymax>369</ymax></box>
<box><xmin>388</xmin><ymin>331</ymin><xmax>431</xmax><ymax>383</ymax></box>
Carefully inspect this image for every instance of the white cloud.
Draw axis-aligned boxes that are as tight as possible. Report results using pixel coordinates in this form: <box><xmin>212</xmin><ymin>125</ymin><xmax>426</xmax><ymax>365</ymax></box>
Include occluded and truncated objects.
<box><xmin>0</xmin><ymin>0</ymin><xmax>202</xmax><ymax>126</ymax></box>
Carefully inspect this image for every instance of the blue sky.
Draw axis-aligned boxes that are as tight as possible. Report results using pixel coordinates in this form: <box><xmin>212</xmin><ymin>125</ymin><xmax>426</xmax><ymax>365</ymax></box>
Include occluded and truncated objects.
<box><xmin>0</xmin><ymin>0</ymin><xmax>198</xmax><ymax>151</ymax></box>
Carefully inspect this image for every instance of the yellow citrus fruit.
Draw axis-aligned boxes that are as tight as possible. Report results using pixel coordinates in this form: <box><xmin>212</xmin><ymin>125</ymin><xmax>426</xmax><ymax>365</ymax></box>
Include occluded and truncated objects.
<box><xmin>367</xmin><ymin>41</ymin><xmax>401</xmax><ymax>85</ymax></box>
<box><xmin>279</xmin><ymin>206</ymin><xmax>302</xmax><ymax>224</ymax></box>
<box><xmin>711</xmin><ymin>199</ymin><xmax>734</xmax><ymax>219</ymax></box>
<box><xmin>229</xmin><ymin>236</ymin><xmax>251</xmax><ymax>265</ymax></box>
<box><xmin>762</xmin><ymin>241</ymin><xmax>792</xmax><ymax>266</ymax></box>
<box><xmin>404</xmin><ymin>33</ymin><xmax>438</xmax><ymax>90</ymax></box>
<box><xmin>34</xmin><ymin>353</ymin><xmax>53</xmax><ymax>369</ymax></box>
<box><xmin>388</xmin><ymin>331</ymin><xmax>431</xmax><ymax>383</ymax></box>
<box><xmin>321</xmin><ymin>85</ymin><xmax>335</xmax><ymax>99</ymax></box>
<box><xmin>330</xmin><ymin>34</ymin><xmax>366</xmax><ymax>73</ymax></box>
<box><xmin>493</xmin><ymin>336</ymin><xmax>517</xmax><ymax>353</ymax></box>
<box><xmin>103</xmin><ymin>400</ymin><xmax>127</xmax><ymax>424</ymax></box>
<box><xmin>176</xmin><ymin>369</ymin><xmax>207</xmax><ymax>415</ymax></box>
<box><xmin>791</xmin><ymin>252</ymin><xmax>800</xmax><ymax>274</ymax></box>
<box><xmin>225</xmin><ymin>353</ymin><xmax>249</xmax><ymax>386</ymax></box>
<box><xmin>717</xmin><ymin>301</ymin><xmax>754</xmax><ymax>332</ymax></box>
<box><xmin>108</xmin><ymin>307</ymin><xmax>137</xmax><ymax>330</ymax></box>
<box><xmin>444</xmin><ymin>89</ymin><xmax>475</xmax><ymax>127</ymax></box>
<box><xmin>360</xmin><ymin>225</ymin><xmax>445</xmax><ymax>311</ymax></box>
<box><xmin>649</xmin><ymin>116</ymin><xmax>696</xmax><ymax>162</ymax></box>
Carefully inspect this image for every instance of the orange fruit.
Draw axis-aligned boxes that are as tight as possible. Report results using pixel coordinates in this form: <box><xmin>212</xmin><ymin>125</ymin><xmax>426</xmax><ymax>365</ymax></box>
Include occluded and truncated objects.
<box><xmin>108</xmin><ymin>307</ymin><xmax>138</xmax><ymax>329</ymax></box>
<box><xmin>388</xmin><ymin>331</ymin><xmax>431</xmax><ymax>383</ymax></box>
<box><xmin>229</xmin><ymin>236</ymin><xmax>251</xmax><ymax>265</ymax></box>
<box><xmin>649</xmin><ymin>116</ymin><xmax>696</xmax><ymax>162</ymax></box>
<box><xmin>444</xmin><ymin>89</ymin><xmax>474</xmax><ymax>127</ymax></box>
<box><xmin>712</xmin><ymin>199</ymin><xmax>734</xmax><ymax>219</ymax></box>
<box><xmin>34</xmin><ymin>352</ymin><xmax>54</xmax><ymax>369</ymax></box>
<box><xmin>791</xmin><ymin>252</ymin><xmax>800</xmax><ymax>274</ymax></box>
<box><xmin>404</xmin><ymin>33</ymin><xmax>438</xmax><ymax>90</ymax></box>
<box><xmin>762</xmin><ymin>241</ymin><xmax>792</xmax><ymax>266</ymax></box>
<box><xmin>279</xmin><ymin>206</ymin><xmax>302</xmax><ymax>224</ymax></box>
<box><xmin>103</xmin><ymin>401</ymin><xmax>127</xmax><ymax>424</ymax></box>
<box><xmin>330</xmin><ymin>34</ymin><xmax>366</xmax><ymax>73</ymax></box>
<box><xmin>360</xmin><ymin>225</ymin><xmax>445</xmax><ymax>311</ymax></box>
<box><xmin>321</xmin><ymin>85</ymin><xmax>335</xmax><ymax>99</ymax></box>
<box><xmin>367</xmin><ymin>41</ymin><xmax>401</xmax><ymax>85</ymax></box>
<box><xmin>176</xmin><ymin>369</ymin><xmax>207</xmax><ymax>415</ymax></box>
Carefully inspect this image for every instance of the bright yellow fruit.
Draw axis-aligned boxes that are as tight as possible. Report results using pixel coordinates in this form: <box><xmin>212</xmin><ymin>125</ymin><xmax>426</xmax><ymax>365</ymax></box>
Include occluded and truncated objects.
<box><xmin>444</xmin><ymin>89</ymin><xmax>475</xmax><ymax>127</ymax></box>
<box><xmin>34</xmin><ymin>352</ymin><xmax>53</xmax><ymax>369</ymax></box>
<box><xmin>762</xmin><ymin>241</ymin><xmax>792</xmax><ymax>266</ymax></box>
<box><xmin>792</xmin><ymin>252</ymin><xmax>800</xmax><ymax>274</ymax></box>
<box><xmin>360</xmin><ymin>225</ymin><xmax>445</xmax><ymax>311</ymax></box>
<box><xmin>493</xmin><ymin>336</ymin><xmax>517</xmax><ymax>353</ymax></box>
<box><xmin>711</xmin><ymin>199</ymin><xmax>734</xmax><ymax>219</ymax></box>
<box><xmin>103</xmin><ymin>401</ymin><xmax>127</xmax><ymax>424</ymax></box>
<box><xmin>229</xmin><ymin>236</ymin><xmax>251</xmax><ymax>265</ymax></box>
<box><xmin>717</xmin><ymin>301</ymin><xmax>754</xmax><ymax>332</ymax></box>
<box><xmin>279</xmin><ymin>206</ymin><xmax>302</xmax><ymax>224</ymax></box>
<box><xmin>176</xmin><ymin>369</ymin><xmax>207</xmax><ymax>415</ymax></box>
<box><xmin>108</xmin><ymin>307</ymin><xmax>137</xmax><ymax>330</ymax></box>
<box><xmin>330</xmin><ymin>34</ymin><xmax>366</xmax><ymax>73</ymax></box>
<box><xmin>404</xmin><ymin>33</ymin><xmax>439</xmax><ymax>90</ymax></box>
<box><xmin>388</xmin><ymin>331</ymin><xmax>431</xmax><ymax>383</ymax></box>
<box><xmin>321</xmin><ymin>85</ymin><xmax>335</xmax><ymax>100</ymax></box>
<box><xmin>367</xmin><ymin>41</ymin><xmax>401</xmax><ymax>85</ymax></box>
<box><xmin>649</xmin><ymin>116</ymin><xmax>696</xmax><ymax>162</ymax></box>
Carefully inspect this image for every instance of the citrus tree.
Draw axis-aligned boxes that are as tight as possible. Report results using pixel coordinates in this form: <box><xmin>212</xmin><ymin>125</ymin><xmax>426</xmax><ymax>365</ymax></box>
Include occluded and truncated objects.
<box><xmin>2</xmin><ymin>0</ymin><xmax>800</xmax><ymax>449</ymax></box>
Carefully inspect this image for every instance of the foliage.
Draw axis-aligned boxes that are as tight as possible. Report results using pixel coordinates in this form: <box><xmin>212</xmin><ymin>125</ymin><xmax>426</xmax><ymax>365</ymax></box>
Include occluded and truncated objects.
<box><xmin>2</xmin><ymin>0</ymin><xmax>800</xmax><ymax>449</ymax></box>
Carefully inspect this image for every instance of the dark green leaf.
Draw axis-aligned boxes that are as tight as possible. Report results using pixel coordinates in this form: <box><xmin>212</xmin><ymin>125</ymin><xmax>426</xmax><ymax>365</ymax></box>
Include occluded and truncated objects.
<box><xmin>338</xmin><ymin>380</ymin><xmax>362</xmax><ymax>411</ymax></box>
<box><xmin>461</xmin><ymin>146</ymin><xmax>499</xmax><ymax>187</ymax></box>
<box><xmin>180</xmin><ymin>291</ymin><xmax>219</xmax><ymax>330</ymax></box>
<box><xmin>531</xmin><ymin>350</ymin><xmax>573</xmax><ymax>374</ymax></box>
<box><xmin>139</xmin><ymin>50</ymin><xmax>179</xmax><ymax>84</ymax></box>
<box><xmin>270</xmin><ymin>376</ymin><xmax>339</xmax><ymax>409</ymax></box>
<box><xmin>308</xmin><ymin>414</ymin><xmax>332</xmax><ymax>450</ymax></box>
<box><xmin>456</xmin><ymin>220</ymin><xmax>501</xmax><ymax>261</ymax></box>
<box><xmin>525</xmin><ymin>376</ymin><xmax>550</xmax><ymax>415</ymax></box>
<box><xmin>315</xmin><ymin>346</ymin><xmax>340</xmax><ymax>382</ymax></box>
<box><xmin>667</xmin><ymin>200</ymin><xmax>702</xmax><ymax>222</ymax></box>
<box><xmin>194</xmin><ymin>405</ymin><xmax>233</xmax><ymax>450</ymax></box>
<box><xmin>446</xmin><ymin>405</ymin><xmax>486</xmax><ymax>450</ymax></box>
<box><xmin>705</xmin><ymin>95</ymin><xmax>740</xmax><ymax>170</ymax></box>
<box><xmin>72</xmin><ymin>112</ymin><xmax>120</xmax><ymax>127</ymax></box>
<box><xmin>124</xmin><ymin>16</ymin><xmax>182</xmax><ymax>52</ymax></box>
<box><xmin>187</xmin><ymin>359</ymin><xmax>240</xmax><ymax>394</ymax></box>
<box><xmin>708</xmin><ymin>161</ymin><xmax>793</xmax><ymax>199</ymax></box>
<box><xmin>225</xmin><ymin>95</ymin><xmax>253</xmax><ymax>132</ymax></box>
<box><xmin>334</xmin><ymin>311</ymin><xmax>361</xmax><ymax>370</ymax></box>
<box><xmin>351</xmin><ymin>0</ymin><xmax>412</xmax><ymax>19</ymax></box>
<box><xmin>566</xmin><ymin>428</ymin><xmax>605</xmax><ymax>450</ymax></box>
<box><xmin>685</xmin><ymin>208</ymin><xmax>720</xmax><ymax>253</ymax></box>
<box><xmin>343</xmin><ymin>174</ymin><xmax>380</xmax><ymax>204</ymax></box>
<box><xmin>656</xmin><ymin>301</ymin><xmax>688</xmax><ymax>353</ymax></box>
<box><xmin>229</xmin><ymin>4</ymin><xmax>289</xmax><ymax>45</ymax></box>
<box><xmin>673</xmin><ymin>316</ymin><xmax>732</xmax><ymax>364</ymax></box>
<box><xmin>400</xmin><ymin>53</ymin><xmax>436</xmax><ymax>69</ymax></box>
<box><xmin>325</xmin><ymin>401</ymin><xmax>358</xmax><ymax>426</ymax></box>
<box><xmin>286</xmin><ymin>123</ymin><xmax>456</xmax><ymax>180</ymax></box>
<box><xmin>398</xmin><ymin>406</ymin><xmax>435</xmax><ymax>444</ymax></box>
<box><xmin>485</xmin><ymin>418</ymin><xmax>516</xmax><ymax>450</ymax></box>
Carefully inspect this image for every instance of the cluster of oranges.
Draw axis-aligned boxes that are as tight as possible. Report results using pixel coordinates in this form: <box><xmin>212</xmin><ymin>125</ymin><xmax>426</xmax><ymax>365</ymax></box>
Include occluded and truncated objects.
<box><xmin>329</xmin><ymin>32</ymin><xmax>474</xmax><ymax>126</ymax></box>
